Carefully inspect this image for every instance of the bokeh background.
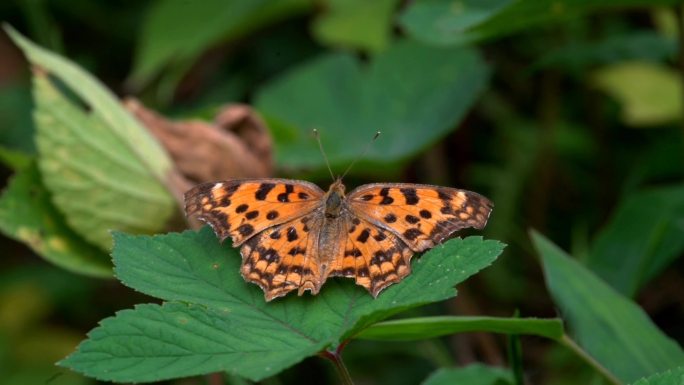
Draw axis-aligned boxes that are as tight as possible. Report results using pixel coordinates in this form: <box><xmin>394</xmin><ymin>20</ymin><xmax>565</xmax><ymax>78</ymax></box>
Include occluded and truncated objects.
<box><xmin>1</xmin><ymin>1</ymin><xmax>683</xmax><ymax>384</ymax></box>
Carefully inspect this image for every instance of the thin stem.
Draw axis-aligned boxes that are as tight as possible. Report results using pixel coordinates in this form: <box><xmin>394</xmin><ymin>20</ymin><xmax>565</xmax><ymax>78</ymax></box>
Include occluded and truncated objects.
<box><xmin>559</xmin><ymin>334</ymin><xmax>622</xmax><ymax>385</ymax></box>
<box><xmin>319</xmin><ymin>346</ymin><xmax>355</xmax><ymax>385</ymax></box>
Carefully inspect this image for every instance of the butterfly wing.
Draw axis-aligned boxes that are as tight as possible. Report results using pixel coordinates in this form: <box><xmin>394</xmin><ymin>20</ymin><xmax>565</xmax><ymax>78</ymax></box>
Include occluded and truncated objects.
<box><xmin>346</xmin><ymin>183</ymin><xmax>492</xmax><ymax>252</ymax></box>
<box><xmin>329</xmin><ymin>214</ymin><xmax>413</xmax><ymax>297</ymax></box>
<box><xmin>185</xmin><ymin>178</ymin><xmax>325</xmax><ymax>246</ymax></box>
<box><xmin>240</xmin><ymin>212</ymin><xmax>324</xmax><ymax>301</ymax></box>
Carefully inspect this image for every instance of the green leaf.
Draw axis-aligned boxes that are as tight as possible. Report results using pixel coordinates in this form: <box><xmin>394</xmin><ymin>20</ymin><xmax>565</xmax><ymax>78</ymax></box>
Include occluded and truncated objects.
<box><xmin>355</xmin><ymin>316</ymin><xmax>563</xmax><ymax>341</ymax></box>
<box><xmin>255</xmin><ymin>39</ymin><xmax>490</xmax><ymax>171</ymax></box>
<box><xmin>593</xmin><ymin>62</ymin><xmax>682</xmax><ymax>127</ymax></box>
<box><xmin>400</xmin><ymin>0</ymin><xmax>683</xmax><ymax>46</ymax></box>
<box><xmin>585</xmin><ymin>184</ymin><xmax>684</xmax><ymax>297</ymax></box>
<box><xmin>531</xmin><ymin>230</ymin><xmax>684</xmax><ymax>384</ymax></box>
<box><xmin>130</xmin><ymin>0</ymin><xmax>311</xmax><ymax>86</ymax></box>
<box><xmin>5</xmin><ymin>25</ymin><xmax>177</xmax><ymax>249</ymax></box>
<box><xmin>399</xmin><ymin>0</ymin><xmax>514</xmax><ymax>46</ymax></box>
<box><xmin>422</xmin><ymin>364</ymin><xmax>514</xmax><ymax>385</ymax></box>
<box><xmin>311</xmin><ymin>0</ymin><xmax>400</xmax><ymax>52</ymax></box>
<box><xmin>630</xmin><ymin>366</ymin><xmax>684</xmax><ymax>385</ymax></box>
<box><xmin>60</xmin><ymin>227</ymin><xmax>504</xmax><ymax>382</ymax></box>
<box><xmin>0</xmin><ymin>164</ymin><xmax>111</xmax><ymax>277</ymax></box>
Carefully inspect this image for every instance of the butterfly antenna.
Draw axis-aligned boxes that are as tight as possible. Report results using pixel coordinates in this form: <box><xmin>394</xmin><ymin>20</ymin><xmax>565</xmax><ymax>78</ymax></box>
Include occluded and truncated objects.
<box><xmin>313</xmin><ymin>129</ymin><xmax>335</xmax><ymax>181</ymax></box>
<box><xmin>340</xmin><ymin>131</ymin><xmax>381</xmax><ymax>180</ymax></box>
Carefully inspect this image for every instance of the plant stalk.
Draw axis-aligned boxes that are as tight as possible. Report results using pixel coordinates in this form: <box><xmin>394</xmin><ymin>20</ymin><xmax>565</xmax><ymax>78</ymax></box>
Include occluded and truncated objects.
<box><xmin>559</xmin><ymin>334</ymin><xmax>622</xmax><ymax>385</ymax></box>
<box><xmin>319</xmin><ymin>344</ymin><xmax>355</xmax><ymax>385</ymax></box>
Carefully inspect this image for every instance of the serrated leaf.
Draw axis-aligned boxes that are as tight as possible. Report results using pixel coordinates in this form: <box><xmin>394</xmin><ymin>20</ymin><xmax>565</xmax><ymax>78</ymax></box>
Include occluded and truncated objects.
<box><xmin>0</xmin><ymin>164</ymin><xmax>111</xmax><ymax>277</ymax></box>
<box><xmin>255</xmin><ymin>39</ymin><xmax>490</xmax><ymax>171</ymax></box>
<box><xmin>630</xmin><ymin>366</ymin><xmax>684</xmax><ymax>385</ymax></box>
<box><xmin>421</xmin><ymin>364</ymin><xmax>514</xmax><ymax>385</ymax></box>
<box><xmin>5</xmin><ymin>25</ymin><xmax>177</xmax><ymax>249</ymax></box>
<box><xmin>585</xmin><ymin>184</ymin><xmax>684</xmax><ymax>297</ymax></box>
<box><xmin>311</xmin><ymin>0</ymin><xmax>400</xmax><ymax>52</ymax></box>
<box><xmin>593</xmin><ymin>62</ymin><xmax>682</xmax><ymax>127</ymax></box>
<box><xmin>531</xmin><ymin>230</ymin><xmax>684</xmax><ymax>384</ymax></box>
<box><xmin>130</xmin><ymin>0</ymin><xmax>311</xmax><ymax>86</ymax></box>
<box><xmin>60</xmin><ymin>227</ymin><xmax>504</xmax><ymax>382</ymax></box>
<box><xmin>355</xmin><ymin>316</ymin><xmax>563</xmax><ymax>341</ymax></box>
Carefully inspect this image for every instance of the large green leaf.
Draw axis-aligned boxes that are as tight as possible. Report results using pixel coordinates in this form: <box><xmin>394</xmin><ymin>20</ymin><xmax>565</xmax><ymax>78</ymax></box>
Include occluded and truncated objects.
<box><xmin>422</xmin><ymin>364</ymin><xmax>513</xmax><ymax>385</ymax></box>
<box><xmin>630</xmin><ymin>366</ymin><xmax>684</xmax><ymax>385</ymax></box>
<box><xmin>60</xmin><ymin>227</ymin><xmax>504</xmax><ymax>382</ymax></box>
<box><xmin>6</xmin><ymin>25</ymin><xmax>177</xmax><ymax>249</ymax></box>
<box><xmin>311</xmin><ymin>0</ymin><xmax>400</xmax><ymax>52</ymax></box>
<box><xmin>255</xmin><ymin>39</ymin><xmax>490</xmax><ymax>171</ymax></box>
<box><xmin>0</xmin><ymin>164</ymin><xmax>111</xmax><ymax>277</ymax></box>
<box><xmin>531</xmin><ymin>230</ymin><xmax>684</xmax><ymax>384</ymax></box>
<box><xmin>585</xmin><ymin>184</ymin><xmax>684</xmax><ymax>297</ymax></box>
<box><xmin>400</xmin><ymin>0</ymin><xmax>683</xmax><ymax>46</ymax></box>
<box><xmin>130</xmin><ymin>0</ymin><xmax>311</xmax><ymax>86</ymax></box>
<box><xmin>355</xmin><ymin>316</ymin><xmax>563</xmax><ymax>341</ymax></box>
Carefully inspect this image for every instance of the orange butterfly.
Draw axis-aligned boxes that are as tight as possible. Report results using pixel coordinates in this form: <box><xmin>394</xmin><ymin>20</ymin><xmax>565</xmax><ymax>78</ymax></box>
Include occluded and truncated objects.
<box><xmin>185</xmin><ymin>177</ymin><xmax>492</xmax><ymax>301</ymax></box>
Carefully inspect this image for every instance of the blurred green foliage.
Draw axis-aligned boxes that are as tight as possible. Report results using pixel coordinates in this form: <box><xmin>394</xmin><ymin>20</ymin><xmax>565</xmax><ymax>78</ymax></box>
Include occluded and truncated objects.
<box><xmin>0</xmin><ymin>0</ymin><xmax>683</xmax><ymax>384</ymax></box>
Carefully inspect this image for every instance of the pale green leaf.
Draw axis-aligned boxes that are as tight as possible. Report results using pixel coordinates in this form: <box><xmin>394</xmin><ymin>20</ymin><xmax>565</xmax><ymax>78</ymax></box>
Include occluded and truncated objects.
<box><xmin>631</xmin><ymin>366</ymin><xmax>684</xmax><ymax>385</ymax></box>
<box><xmin>255</xmin><ymin>39</ymin><xmax>490</xmax><ymax>171</ymax></box>
<box><xmin>0</xmin><ymin>164</ymin><xmax>111</xmax><ymax>277</ymax></box>
<box><xmin>355</xmin><ymin>316</ymin><xmax>563</xmax><ymax>341</ymax></box>
<box><xmin>422</xmin><ymin>364</ymin><xmax>513</xmax><ymax>385</ymax></box>
<box><xmin>60</xmin><ymin>227</ymin><xmax>504</xmax><ymax>382</ymax></box>
<box><xmin>311</xmin><ymin>0</ymin><xmax>400</xmax><ymax>52</ymax></box>
<box><xmin>5</xmin><ymin>25</ymin><xmax>177</xmax><ymax>249</ymax></box>
<box><xmin>585</xmin><ymin>184</ymin><xmax>684</xmax><ymax>296</ymax></box>
<box><xmin>593</xmin><ymin>62</ymin><xmax>682</xmax><ymax>127</ymax></box>
<box><xmin>531</xmin><ymin>230</ymin><xmax>684</xmax><ymax>384</ymax></box>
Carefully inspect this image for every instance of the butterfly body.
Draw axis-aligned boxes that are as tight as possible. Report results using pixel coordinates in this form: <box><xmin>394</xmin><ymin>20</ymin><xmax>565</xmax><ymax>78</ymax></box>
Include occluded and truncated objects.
<box><xmin>185</xmin><ymin>178</ymin><xmax>492</xmax><ymax>301</ymax></box>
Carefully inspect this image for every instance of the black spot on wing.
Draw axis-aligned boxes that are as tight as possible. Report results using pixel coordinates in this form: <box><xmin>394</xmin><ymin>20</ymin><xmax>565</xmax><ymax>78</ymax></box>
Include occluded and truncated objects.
<box><xmin>400</xmin><ymin>188</ymin><xmax>419</xmax><ymax>205</ymax></box>
<box><xmin>255</xmin><ymin>183</ymin><xmax>275</xmax><ymax>200</ymax></box>
<box><xmin>238</xmin><ymin>224</ymin><xmax>254</xmax><ymax>237</ymax></box>
<box><xmin>403</xmin><ymin>228</ymin><xmax>422</xmax><ymax>241</ymax></box>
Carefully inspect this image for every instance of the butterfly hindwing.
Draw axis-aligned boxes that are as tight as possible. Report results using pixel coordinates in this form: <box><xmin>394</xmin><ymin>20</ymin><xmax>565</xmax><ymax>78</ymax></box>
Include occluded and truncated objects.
<box><xmin>184</xmin><ymin>178</ymin><xmax>325</xmax><ymax>246</ymax></box>
<box><xmin>330</xmin><ymin>214</ymin><xmax>413</xmax><ymax>297</ymax></box>
<box><xmin>346</xmin><ymin>183</ymin><xmax>493</xmax><ymax>251</ymax></box>
<box><xmin>240</xmin><ymin>212</ymin><xmax>323</xmax><ymax>301</ymax></box>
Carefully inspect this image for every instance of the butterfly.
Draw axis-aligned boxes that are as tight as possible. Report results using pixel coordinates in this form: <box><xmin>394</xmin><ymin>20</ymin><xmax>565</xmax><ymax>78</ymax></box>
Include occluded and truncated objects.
<box><xmin>185</xmin><ymin>177</ymin><xmax>492</xmax><ymax>301</ymax></box>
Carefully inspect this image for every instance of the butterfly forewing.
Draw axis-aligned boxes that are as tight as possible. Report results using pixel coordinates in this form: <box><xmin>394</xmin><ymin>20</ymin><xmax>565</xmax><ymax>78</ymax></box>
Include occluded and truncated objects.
<box><xmin>346</xmin><ymin>183</ymin><xmax>493</xmax><ymax>251</ymax></box>
<box><xmin>184</xmin><ymin>179</ymin><xmax>324</xmax><ymax>246</ymax></box>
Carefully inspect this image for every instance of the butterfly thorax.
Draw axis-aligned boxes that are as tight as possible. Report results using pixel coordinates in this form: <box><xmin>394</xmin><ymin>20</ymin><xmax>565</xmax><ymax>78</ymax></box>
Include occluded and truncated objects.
<box><xmin>323</xmin><ymin>179</ymin><xmax>346</xmax><ymax>218</ymax></box>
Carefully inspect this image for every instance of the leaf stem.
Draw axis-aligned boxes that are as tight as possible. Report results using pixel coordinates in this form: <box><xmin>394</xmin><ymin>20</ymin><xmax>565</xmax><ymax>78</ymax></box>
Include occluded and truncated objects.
<box><xmin>319</xmin><ymin>342</ymin><xmax>355</xmax><ymax>385</ymax></box>
<box><xmin>559</xmin><ymin>334</ymin><xmax>622</xmax><ymax>385</ymax></box>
